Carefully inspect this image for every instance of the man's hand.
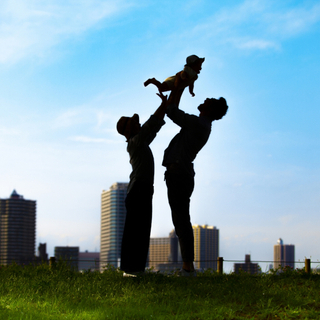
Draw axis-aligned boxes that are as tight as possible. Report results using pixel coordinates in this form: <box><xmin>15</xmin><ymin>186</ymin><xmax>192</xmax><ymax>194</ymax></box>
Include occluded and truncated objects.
<box><xmin>156</xmin><ymin>91</ymin><xmax>168</xmax><ymax>105</ymax></box>
<box><xmin>154</xmin><ymin>91</ymin><xmax>168</xmax><ymax>120</ymax></box>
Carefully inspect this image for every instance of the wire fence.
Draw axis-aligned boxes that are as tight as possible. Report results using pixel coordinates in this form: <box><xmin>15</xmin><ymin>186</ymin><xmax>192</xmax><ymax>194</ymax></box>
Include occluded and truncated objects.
<box><xmin>1</xmin><ymin>257</ymin><xmax>319</xmax><ymax>274</ymax></box>
<box><xmin>2</xmin><ymin>258</ymin><xmax>319</xmax><ymax>264</ymax></box>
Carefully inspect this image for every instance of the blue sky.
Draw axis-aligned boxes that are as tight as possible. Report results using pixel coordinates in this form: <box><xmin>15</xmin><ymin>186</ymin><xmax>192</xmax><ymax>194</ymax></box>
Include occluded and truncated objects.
<box><xmin>0</xmin><ymin>0</ymin><xmax>319</xmax><ymax>272</ymax></box>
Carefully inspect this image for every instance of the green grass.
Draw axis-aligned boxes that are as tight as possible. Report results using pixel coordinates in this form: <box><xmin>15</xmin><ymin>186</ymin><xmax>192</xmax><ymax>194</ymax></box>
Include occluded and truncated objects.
<box><xmin>0</xmin><ymin>262</ymin><xmax>319</xmax><ymax>319</ymax></box>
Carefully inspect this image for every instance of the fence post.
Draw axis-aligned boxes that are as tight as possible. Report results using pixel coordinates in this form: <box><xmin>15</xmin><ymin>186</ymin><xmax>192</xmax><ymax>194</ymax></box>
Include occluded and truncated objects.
<box><xmin>217</xmin><ymin>257</ymin><xmax>223</xmax><ymax>274</ymax></box>
<box><xmin>305</xmin><ymin>258</ymin><xmax>310</xmax><ymax>274</ymax></box>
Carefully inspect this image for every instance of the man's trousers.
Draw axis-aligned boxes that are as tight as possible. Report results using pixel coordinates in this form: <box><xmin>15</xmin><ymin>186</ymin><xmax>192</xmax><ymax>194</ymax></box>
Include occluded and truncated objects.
<box><xmin>165</xmin><ymin>169</ymin><xmax>195</xmax><ymax>262</ymax></box>
<box><xmin>120</xmin><ymin>182</ymin><xmax>153</xmax><ymax>273</ymax></box>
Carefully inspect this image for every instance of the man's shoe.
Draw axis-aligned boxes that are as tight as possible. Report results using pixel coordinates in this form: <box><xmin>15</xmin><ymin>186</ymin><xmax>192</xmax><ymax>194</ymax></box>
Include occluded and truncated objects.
<box><xmin>178</xmin><ymin>268</ymin><xmax>197</xmax><ymax>277</ymax></box>
<box><xmin>123</xmin><ymin>271</ymin><xmax>144</xmax><ymax>278</ymax></box>
<box><xmin>123</xmin><ymin>272</ymin><xmax>137</xmax><ymax>277</ymax></box>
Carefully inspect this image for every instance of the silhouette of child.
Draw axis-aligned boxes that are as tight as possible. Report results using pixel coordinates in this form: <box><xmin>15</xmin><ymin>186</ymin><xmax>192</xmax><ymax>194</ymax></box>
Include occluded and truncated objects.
<box><xmin>144</xmin><ymin>55</ymin><xmax>205</xmax><ymax>106</ymax></box>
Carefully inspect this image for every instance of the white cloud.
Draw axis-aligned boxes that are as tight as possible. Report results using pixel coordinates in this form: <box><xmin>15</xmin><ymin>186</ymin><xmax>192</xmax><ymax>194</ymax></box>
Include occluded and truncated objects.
<box><xmin>190</xmin><ymin>0</ymin><xmax>320</xmax><ymax>52</ymax></box>
<box><xmin>96</xmin><ymin>111</ymin><xmax>112</xmax><ymax>129</ymax></box>
<box><xmin>52</xmin><ymin>107</ymin><xmax>120</xmax><ymax>143</ymax></box>
<box><xmin>278</xmin><ymin>214</ymin><xmax>296</xmax><ymax>225</ymax></box>
<box><xmin>69</xmin><ymin>136</ymin><xmax>117</xmax><ymax>143</ymax></box>
<box><xmin>54</xmin><ymin>109</ymin><xmax>87</xmax><ymax>128</ymax></box>
<box><xmin>0</xmin><ymin>126</ymin><xmax>20</xmax><ymax>136</ymax></box>
<box><xmin>0</xmin><ymin>0</ymin><xmax>134</xmax><ymax>64</ymax></box>
<box><xmin>267</xmin><ymin>3</ymin><xmax>320</xmax><ymax>36</ymax></box>
<box><xmin>229</xmin><ymin>38</ymin><xmax>279</xmax><ymax>50</ymax></box>
<box><xmin>216</xmin><ymin>0</ymin><xmax>269</xmax><ymax>24</ymax></box>
<box><xmin>53</xmin><ymin>106</ymin><xmax>106</xmax><ymax>129</ymax></box>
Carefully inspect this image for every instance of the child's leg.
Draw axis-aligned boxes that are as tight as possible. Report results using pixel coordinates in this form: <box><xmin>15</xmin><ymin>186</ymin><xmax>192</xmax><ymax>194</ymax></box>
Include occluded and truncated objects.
<box><xmin>144</xmin><ymin>78</ymin><xmax>169</xmax><ymax>92</ymax></box>
<box><xmin>144</xmin><ymin>77</ymin><xmax>161</xmax><ymax>87</ymax></box>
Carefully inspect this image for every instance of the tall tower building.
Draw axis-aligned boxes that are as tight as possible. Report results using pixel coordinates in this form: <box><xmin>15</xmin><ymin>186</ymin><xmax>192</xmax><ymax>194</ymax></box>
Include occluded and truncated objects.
<box><xmin>193</xmin><ymin>225</ymin><xmax>219</xmax><ymax>270</ymax></box>
<box><xmin>148</xmin><ymin>230</ymin><xmax>182</xmax><ymax>272</ymax></box>
<box><xmin>0</xmin><ymin>190</ymin><xmax>36</xmax><ymax>265</ymax></box>
<box><xmin>100</xmin><ymin>182</ymin><xmax>128</xmax><ymax>270</ymax></box>
<box><xmin>148</xmin><ymin>226</ymin><xmax>219</xmax><ymax>272</ymax></box>
<box><xmin>37</xmin><ymin>243</ymin><xmax>48</xmax><ymax>261</ymax></box>
<box><xmin>78</xmin><ymin>251</ymin><xmax>100</xmax><ymax>272</ymax></box>
<box><xmin>234</xmin><ymin>254</ymin><xmax>260</xmax><ymax>274</ymax></box>
<box><xmin>148</xmin><ymin>237</ymin><xmax>171</xmax><ymax>270</ymax></box>
<box><xmin>55</xmin><ymin>246</ymin><xmax>79</xmax><ymax>270</ymax></box>
<box><xmin>168</xmin><ymin>229</ymin><xmax>180</xmax><ymax>264</ymax></box>
<box><xmin>273</xmin><ymin>238</ymin><xmax>295</xmax><ymax>269</ymax></box>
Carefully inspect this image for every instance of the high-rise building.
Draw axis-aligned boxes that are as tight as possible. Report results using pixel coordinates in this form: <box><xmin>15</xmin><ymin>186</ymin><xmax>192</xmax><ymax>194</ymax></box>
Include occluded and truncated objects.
<box><xmin>273</xmin><ymin>238</ymin><xmax>295</xmax><ymax>269</ymax></box>
<box><xmin>148</xmin><ymin>237</ymin><xmax>171</xmax><ymax>270</ymax></box>
<box><xmin>234</xmin><ymin>254</ymin><xmax>260</xmax><ymax>274</ymax></box>
<box><xmin>37</xmin><ymin>243</ymin><xmax>48</xmax><ymax>261</ymax></box>
<box><xmin>0</xmin><ymin>190</ymin><xmax>36</xmax><ymax>265</ymax></box>
<box><xmin>148</xmin><ymin>230</ymin><xmax>182</xmax><ymax>272</ymax></box>
<box><xmin>193</xmin><ymin>225</ymin><xmax>219</xmax><ymax>270</ymax></box>
<box><xmin>148</xmin><ymin>225</ymin><xmax>219</xmax><ymax>272</ymax></box>
<box><xmin>78</xmin><ymin>251</ymin><xmax>100</xmax><ymax>272</ymax></box>
<box><xmin>100</xmin><ymin>182</ymin><xmax>128</xmax><ymax>270</ymax></box>
<box><xmin>168</xmin><ymin>229</ymin><xmax>180</xmax><ymax>264</ymax></box>
<box><xmin>55</xmin><ymin>246</ymin><xmax>79</xmax><ymax>270</ymax></box>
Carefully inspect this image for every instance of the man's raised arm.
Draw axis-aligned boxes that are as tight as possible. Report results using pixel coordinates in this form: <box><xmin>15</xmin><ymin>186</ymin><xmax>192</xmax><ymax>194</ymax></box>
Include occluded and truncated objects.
<box><xmin>153</xmin><ymin>91</ymin><xmax>168</xmax><ymax>120</ymax></box>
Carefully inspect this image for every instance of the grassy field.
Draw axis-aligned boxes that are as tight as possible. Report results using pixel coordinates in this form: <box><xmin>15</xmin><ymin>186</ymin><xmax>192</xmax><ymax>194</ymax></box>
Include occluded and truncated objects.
<box><xmin>0</xmin><ymin>262</ymin><xmax>319</xmax><ymax>319</ymax></box>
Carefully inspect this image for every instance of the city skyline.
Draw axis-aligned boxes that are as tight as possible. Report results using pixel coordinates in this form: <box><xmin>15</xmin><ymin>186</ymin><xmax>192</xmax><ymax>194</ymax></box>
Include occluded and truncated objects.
<box><xmin>0</xmin><ymin>0</ymin><xmax>319</xmax><ymax>272</ymax></box>
<box><xmin>0</xmin><ymin>187</ymin><xmax>314</xmax><ymax>273</ymax></box>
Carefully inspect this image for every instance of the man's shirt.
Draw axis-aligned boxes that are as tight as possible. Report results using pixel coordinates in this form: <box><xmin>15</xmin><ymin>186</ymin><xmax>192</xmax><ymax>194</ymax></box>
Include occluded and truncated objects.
<box><xmin>162</xmin><ymin>104</ymin><xmax>211</xmax><ymax>176</ymax></box>
<box><xmin>127</xmin><ymin>115</ymin><xmax>164</xmax><ymax>193</ymax></box>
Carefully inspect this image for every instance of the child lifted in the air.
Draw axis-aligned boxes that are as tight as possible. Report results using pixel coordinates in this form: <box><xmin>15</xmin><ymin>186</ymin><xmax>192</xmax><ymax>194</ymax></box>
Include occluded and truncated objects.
<box><xmin>144</xmin><ymin>54</ymin><xmax>205</xmax><ymax>106</ymax></box>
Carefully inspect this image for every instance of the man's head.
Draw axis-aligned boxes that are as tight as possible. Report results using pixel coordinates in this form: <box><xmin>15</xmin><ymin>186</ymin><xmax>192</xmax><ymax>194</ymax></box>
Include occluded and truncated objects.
<box><xmin>117</xmin><ymin>113</ymin><xmax>141</xmax><ymax>141</ymax></box>
<box><xmin>198</xmin><ymin>97</ymin><xmax>228</xmax><ymax>121</ymax></box>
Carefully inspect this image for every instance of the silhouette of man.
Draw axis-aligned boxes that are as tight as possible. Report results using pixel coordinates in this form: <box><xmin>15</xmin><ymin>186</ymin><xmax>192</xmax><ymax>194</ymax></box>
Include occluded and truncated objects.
<box><xmin>117</xmin><ymin>92</ymin><xmax>167</xmax><ymax>275</ymax></box>
<box><xmin>162</xmin><ymin>96</ymin><xmax>228</xmax><ymax>275</ymax></box>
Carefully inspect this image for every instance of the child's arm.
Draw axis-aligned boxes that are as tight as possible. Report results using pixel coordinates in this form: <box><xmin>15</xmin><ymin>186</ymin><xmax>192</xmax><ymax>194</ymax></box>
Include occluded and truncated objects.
<box><xmin>189</xmin><ymin>81</ymin><xmax>195</xmax><ymax>97</ymax></box>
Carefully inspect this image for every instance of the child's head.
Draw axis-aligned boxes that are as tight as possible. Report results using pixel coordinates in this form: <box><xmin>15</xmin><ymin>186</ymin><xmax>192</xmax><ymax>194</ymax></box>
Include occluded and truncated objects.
<box><xmin>186</xmin><ymin>55</ymin><xmax>205</xmax><ymax>73</ymax></box>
